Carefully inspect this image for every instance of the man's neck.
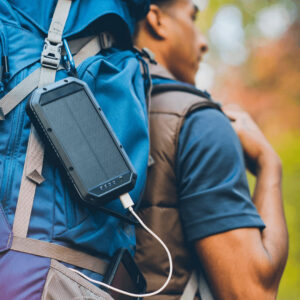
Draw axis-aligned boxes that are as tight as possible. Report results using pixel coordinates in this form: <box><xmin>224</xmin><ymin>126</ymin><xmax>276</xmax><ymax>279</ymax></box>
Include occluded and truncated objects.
<box><xmin>135</xmin><ymin>35</ymin><xmax>170</xmax><ymax>72</ymax></box>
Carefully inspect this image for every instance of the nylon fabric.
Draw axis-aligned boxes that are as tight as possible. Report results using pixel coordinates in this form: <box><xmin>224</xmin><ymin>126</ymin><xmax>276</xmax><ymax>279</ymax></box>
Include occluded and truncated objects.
<box><xmin>73</xmin><ymin>36</ymin><xmax>101</xmax><ymax>67</ymax></box>
<box><xmin>11</xmin><ymin>236</ymin><xmax>109</xmax><ymax>275</ymax></box>
<box><xmin>13</xmin><ymin>0</ymin><xmax>72</xmax><ymax>240</ymax></box>
<box><xmin>135</xmin><ymin>90</ymin><xmax>208</xmax><ymax>299</ymax></box>
<box><xmin>0</xmin><ymin>36</ymin><xmax>101</xmax><ymax>120</ymax></box>
<box><xmin>198</xmin><ymin>269</ymin><xmax>215</xmax><ymax>300</ymax></box>
<box><xmin>22</xmin><ymin>0</ymin><xmax>73</xmax><ymax>192</ymax></box>
<box><xmin>0</xmin><ymin>1</ymin><xmax>150</xmax><ymax>299</ymax></box>
<box><xmin>0</xmin><ymin>68</ymin><xmax>41</xmax><ymax>119</ymax></box>
<box><xmin>0</xmin><ymin>48</ymin><xmax>149</xmax><ymax>257</ymax></box>
<box><xmin>42</xmin><ymin>260</ymin><xmax>113</xmax><ymax>300</ymax></box>
<box><xmin>47</xmin><ymin>0</ymin><xmax>72</xmax><ymax>44</ymax></box>
<box><xmin>38</xmin><ymin>67</ymin><xmax>57</xmax><ymax>88</ymax></box>
<box><xmin>180</xmin><ymin>270</ymin><xmax>216</xmax><ymax>300</ymax></box>
<box><xmin>25</xmin><ymin>127</ymin><xmax>45</xmax><ymax>184</ymax></box>
<box><xmin>62</xmin><ymin>36</ymin><xmax>95</xmax><ymax>56</ymax></box>
<box><xmin>6</xmin><ymin>0</ymin><xmax>149</xmax><ymax>41</ymax></box>
<box><xmin>0</xmin><ymin>250</ymin><xmax>51</xmax><ymax>300</ymax></box>
<box><xmin>180</xmin><ymin>271</ymin><xmax>198</xmax><ymax>300</ymax></box>
<box><xmin>0</xmin><ymin>203</ymin><xmax>12</xmax><ymax>251</ymax></box>
<box><xmin>13</xmin><ymin>127</ymin><xmax>44</xmax><ymax>238</ymax></box>
<box><xmin>0</xmin><ymin>0</ymin><xmax>149</xmax><ymax>282</ymax></box>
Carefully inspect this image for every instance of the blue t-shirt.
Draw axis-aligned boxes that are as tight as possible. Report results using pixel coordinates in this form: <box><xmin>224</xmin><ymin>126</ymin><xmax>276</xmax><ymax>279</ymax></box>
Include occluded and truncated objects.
<box><xmin>176</xmin><ymin>108</ymin><xmax>265</xmax><ymax>242</ymax></box>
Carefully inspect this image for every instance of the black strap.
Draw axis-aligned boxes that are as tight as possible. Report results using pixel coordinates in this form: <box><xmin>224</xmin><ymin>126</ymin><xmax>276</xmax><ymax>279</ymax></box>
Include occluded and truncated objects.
<box><xmin>151</xmin><ymin>76</ymin><xmax>222</xmax><ymax>112</ymax></box>
<box><xmin>152</xmin><ymin>82</ymin><xmax>211</xmax><ymax>98</ymax></box>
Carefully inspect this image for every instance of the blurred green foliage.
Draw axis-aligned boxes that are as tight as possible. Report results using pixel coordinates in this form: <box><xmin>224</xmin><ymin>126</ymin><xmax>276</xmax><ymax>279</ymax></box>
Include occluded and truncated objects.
<box><xmin>196</xmin><ymin>0</ymin><xmax>299</xmax><ymax>33</ymax></box>
<box><xmin>275</xmin><ymin>133</ymin><xmax>300</xmax><ymax>299</ymax></box>
<box><xmin>247</xmin><ymin>133</ymin><xmax>300</xmax><ymax>299</ymax></box>
<box><xmin>198</xmin><ymin>0</ymin><xmax>300</xmax><ymax>299</ymax></box>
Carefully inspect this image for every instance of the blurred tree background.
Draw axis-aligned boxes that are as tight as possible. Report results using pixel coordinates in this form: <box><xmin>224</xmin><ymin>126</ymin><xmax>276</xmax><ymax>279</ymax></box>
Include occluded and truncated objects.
<box><xmin>195</xmin><ymin>0</ymin><xmax>300</xmax><ymax>299</ymax></box>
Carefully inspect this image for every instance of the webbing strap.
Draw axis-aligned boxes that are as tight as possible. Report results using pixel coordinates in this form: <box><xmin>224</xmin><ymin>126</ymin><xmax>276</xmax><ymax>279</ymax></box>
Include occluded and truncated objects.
<box><xmin>12</xmin><ymin>128</ymin><xmax>44</xmax><ymax>237</ymax></box>
<box><xmin>11</xmin><ymin>236</ymin><xmax>109</xmax><ymax>275</ymax></box>
<box><xmin>48</xmin><ymin>0</ymin><xmax>73</xmax><ymax>45</ymax></box>
<box><xmin>73</xmin><ymin>36</ymin><xmax>101</xmax><ymax>67</ymax></box>
<box><xmin>38</xmin><ymin>66</ymin><xmax>57</xmax><ymax>88</ymax></box>
<box><xmin>0</xmin><ymin>68</ymin><xmax>41</xmax><ymax>120</ymax></box>
<box><xmin>198</xmin><ymin>269</ymin><xmax>215</xmax><ymax>300</ymax></box>
<box><xmin>25</xmin><ymin>127</ymin><xmax>45</xmax><ymax>184</ymax></box>
<box><xmin>6</xmin><ymin>0</ymin><xmax>110</xmax><ymax>275</ymax></box>
<box><xmin>180</xmin><ymin>271</ymin><xmax>198</xmax><ymax>300</ymax></box>
<box><xmin>180</xmin><ymin>270</ymin><xmax>215</xmax><ymax>300</ymax></box>
<box><xmin>39</xmin><ymin>0</ymin><xmax>72</xmax><ymax>87</ymax></box>
<box><xmin>63</xmin><ymin>36</ymin><xmax>95</xmax><ymax>55</ymax></box>
<box><xmin>13</xmin><ymin>0</ymin><xmax>72</xmax><ymax>238</ymax></box>
<box><xmin>0</xmin><ymin>36</ymin><xmax>102</xmax><ymax>120</ymax></box>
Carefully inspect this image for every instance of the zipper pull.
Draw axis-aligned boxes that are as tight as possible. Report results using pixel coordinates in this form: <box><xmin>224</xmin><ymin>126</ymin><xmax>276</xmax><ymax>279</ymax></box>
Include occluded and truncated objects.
<box><xmin>2</xmin><ymin>55</ymin><xmax>9</xmax><ymax>80</ymax></box>
<box><xmin>0</xmin><ymin>56</ymin><xmax>9</xmax><ymax>94</ymax></box>
<box><xmin>0</xmin><ymin>55</ymin><xmax>9</xmax><ymax>82</ymax></box>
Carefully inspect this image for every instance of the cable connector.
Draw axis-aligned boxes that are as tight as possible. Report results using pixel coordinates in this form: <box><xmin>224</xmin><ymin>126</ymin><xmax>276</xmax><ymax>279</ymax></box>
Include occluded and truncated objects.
<box><xmin>68</xmin><ymin>192</ymin><xmax>173</xmax><ymax>298</ymax></box>
<box><xmin>120</xmin><ymin>193</ymin><xmax>134</xmax><ymax>209</ymax></box>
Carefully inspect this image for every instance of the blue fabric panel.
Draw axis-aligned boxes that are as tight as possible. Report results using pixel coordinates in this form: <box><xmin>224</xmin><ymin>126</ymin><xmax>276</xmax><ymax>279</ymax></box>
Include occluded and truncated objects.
<box><xmin>51</xmin><ymin>49</ymin><xmax>149</xmax><ymax>257</ymax></box>
<box><xmin>0</xmin><ymin>203</ymin><xmax>12</xmax><ymax>252</ymax></box>
<box><xmin>0</xmin><ymin>250</ymin><xmax>50</xmax><ymax>300</ymax></box>
<box><xmin>4</xmin><ymin>23</ymin><xmax>43</xmax><ymax>79</ymax></box>
<box><xmin>7</xmin><ymin>0</ymin><xmax>149</xmax><ymax>38</ymax></box>
<box><xmin>176</xmin><ymin>108</ymin><xmax>265</xmax><ymax>242</ymax></box>
<box><xmin>0</xmin><ymin>50</ymin><xmax>149</xmax><ymax>258</ymax></box>
<box><xmin>0</xmin><ymin>0</ymin><xmax>20</xmax><ymax>26</ymax></box>
<box><xmin>0</xmin><ymin>4</ymin><xmax>150</xmax><ymax>296</ymax></box>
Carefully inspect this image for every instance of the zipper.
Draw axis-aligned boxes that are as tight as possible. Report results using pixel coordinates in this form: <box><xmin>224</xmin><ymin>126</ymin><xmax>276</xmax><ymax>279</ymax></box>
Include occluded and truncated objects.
<box><xmin>0</xmin><ymin>27</ymin><xmax>9</xmax><ymax>93</ymax></box>
<box><xmin>0</xmin><ymin>78</ymin><xmax>26</xmax><ymax>213</ymax></box>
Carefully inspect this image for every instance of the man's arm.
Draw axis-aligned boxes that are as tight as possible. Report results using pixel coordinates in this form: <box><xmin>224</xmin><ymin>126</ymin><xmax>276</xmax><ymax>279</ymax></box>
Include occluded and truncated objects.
<box><xmin>195</xmin><ymin>107</ymin><xmax>288</xmax><ymax>300</ymax></box>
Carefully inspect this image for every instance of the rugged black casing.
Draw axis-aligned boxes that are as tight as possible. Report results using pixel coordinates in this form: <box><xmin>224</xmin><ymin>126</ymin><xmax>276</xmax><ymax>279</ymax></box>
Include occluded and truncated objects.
<box><xmin>27</xmin><ymin>77</ymin><xmax>137</xmax><ymax>206</ymax></box>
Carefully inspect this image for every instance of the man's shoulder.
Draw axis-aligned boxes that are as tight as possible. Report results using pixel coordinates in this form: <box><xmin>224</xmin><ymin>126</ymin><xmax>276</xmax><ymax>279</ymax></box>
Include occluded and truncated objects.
<box><xmin>178</xmin><ymin>108</ymin><xmax>244</xmax><ymax>177</ymax></box>
<box><xmin>180</xmin><ymin>108</ymin><xmax>237</xmax><ymax>148</ymax></box>
<box><xmin>151</xmin><ymin>87</ymin><xmax>212</xmax><ymax>117</ymax></box>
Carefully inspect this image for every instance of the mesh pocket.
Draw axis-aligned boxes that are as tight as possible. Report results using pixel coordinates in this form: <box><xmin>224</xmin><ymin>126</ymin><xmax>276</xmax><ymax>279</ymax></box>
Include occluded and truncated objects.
<box><xmin>42</xmin><ymin>260</ymin><xmax>113</xmax><ymax>300</ymax></box>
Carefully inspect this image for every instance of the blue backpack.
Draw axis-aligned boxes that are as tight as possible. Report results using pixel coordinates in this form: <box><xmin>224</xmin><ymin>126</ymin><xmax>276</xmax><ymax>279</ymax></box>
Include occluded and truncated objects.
<box><xmin>0</xmin><ymin>0</ymin><xmax>150</xmax><ymax>299</ymax></box>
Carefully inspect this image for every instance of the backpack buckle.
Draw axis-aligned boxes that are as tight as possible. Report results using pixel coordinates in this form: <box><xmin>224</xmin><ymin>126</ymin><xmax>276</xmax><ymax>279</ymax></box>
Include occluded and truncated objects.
<box><xmin>41</xmin><ymin>38</ymin><xmax>62</xmax><ymax>69</ymax></box>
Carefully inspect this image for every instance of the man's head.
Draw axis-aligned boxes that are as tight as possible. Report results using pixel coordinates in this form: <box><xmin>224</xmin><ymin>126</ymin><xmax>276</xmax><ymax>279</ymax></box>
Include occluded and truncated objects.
<box><xmin>135</xmin><ymin>0</ymin><xmax>208</xmax><ymax>84</ymax></box>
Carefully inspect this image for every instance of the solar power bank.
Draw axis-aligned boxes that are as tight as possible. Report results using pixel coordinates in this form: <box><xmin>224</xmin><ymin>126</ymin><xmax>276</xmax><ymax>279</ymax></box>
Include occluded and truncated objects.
<box><xmin>27</xmin><ymin>77</ymin><xmax>137</xmax><ymax>207</ymax></box>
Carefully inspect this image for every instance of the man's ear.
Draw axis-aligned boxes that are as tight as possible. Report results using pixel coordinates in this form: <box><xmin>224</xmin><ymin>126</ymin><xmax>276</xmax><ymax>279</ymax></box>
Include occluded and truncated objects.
<box><xmin>146</xmin><ymin>4</ymin><xmax>169</xmax><ymax>39</ymax></box>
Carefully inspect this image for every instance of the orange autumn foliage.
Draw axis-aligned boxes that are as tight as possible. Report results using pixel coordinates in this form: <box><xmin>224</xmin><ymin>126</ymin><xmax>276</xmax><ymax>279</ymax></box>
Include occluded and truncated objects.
<box><xmin>212</xmin><ymin>22</ymin><xmax>300</xmax><ymax>139</ymax></box>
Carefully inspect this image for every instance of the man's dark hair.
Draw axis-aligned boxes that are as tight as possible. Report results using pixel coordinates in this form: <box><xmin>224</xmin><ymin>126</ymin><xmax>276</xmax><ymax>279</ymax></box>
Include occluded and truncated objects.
<box><xmin>133</xmin><ymin>0</ymin><xmax>176</xmax><ymax>38</ymax></box>
<box><xmin>150</xmin><ymin>0</ymin><xmax>175</xmax><ymax>8</ymax></box>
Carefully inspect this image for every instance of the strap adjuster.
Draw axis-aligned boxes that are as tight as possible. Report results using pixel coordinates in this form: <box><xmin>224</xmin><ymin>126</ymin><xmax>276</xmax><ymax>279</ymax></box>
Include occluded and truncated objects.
<box><xmin>99</xmin><ymin>32</ymin><xmax>114</xmax><ymax>49</ymax></box>
<box><xmin>41</xmin><ymin>38</ymin><xmax>62</xmax><ymax>69</ymax></box>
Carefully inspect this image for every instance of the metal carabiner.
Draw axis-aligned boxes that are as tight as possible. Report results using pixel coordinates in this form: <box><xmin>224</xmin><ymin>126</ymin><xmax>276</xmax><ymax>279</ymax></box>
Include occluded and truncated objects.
<box><xmin>62</xmin><ymin>39</ymin><xmax>78</xmax><ymax>77</ymax></box>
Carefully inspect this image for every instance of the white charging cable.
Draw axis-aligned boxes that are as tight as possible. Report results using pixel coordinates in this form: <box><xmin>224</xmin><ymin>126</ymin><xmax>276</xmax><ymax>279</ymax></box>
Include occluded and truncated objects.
<box><xmin>68</xmin><ymin>193</ymin><xmax>173</xmax><ymax>298</ymax></box>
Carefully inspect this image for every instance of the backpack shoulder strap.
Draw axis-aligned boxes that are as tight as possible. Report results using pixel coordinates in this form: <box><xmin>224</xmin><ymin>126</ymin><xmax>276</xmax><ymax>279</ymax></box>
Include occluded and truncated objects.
<box><xmin>151</xmin><ymin>76</ymin><xmax>213</xmax><ymax>100</ymax></box>
<box><xmin>10</xmin><ymin>0</ymin><xmax>109</xmax><ymax>275</ymax></box>
<box><xmin>197</xmin><ymin>268</ymin><xmax>215</xmax><ymax>300</ymax></box>
<box><xmin>180</xmin><ymin>271</ymin><xmax>198</xmax><ymax>300</ymax></box>
<box><xmin>180</xmin><ymin>269</ymin><xmax>216</xmax><ymax>300</ymax></box>
<box><xmin>13</xmin><ymin>0</ymin><xmax>73</xmax><ymax>238</ymax></box>
<box><xmin>150</xmin><ymin>76</ymin><xmax>222</xmax><ymax>115</ymax></box>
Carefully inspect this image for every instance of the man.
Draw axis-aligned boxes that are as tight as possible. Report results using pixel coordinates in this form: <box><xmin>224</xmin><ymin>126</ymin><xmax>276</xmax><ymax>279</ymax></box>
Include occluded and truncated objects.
<box><xmin>134</xmin><ymin>0</ymin><xmax>288</xmax><ymax>299</ymax></box>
